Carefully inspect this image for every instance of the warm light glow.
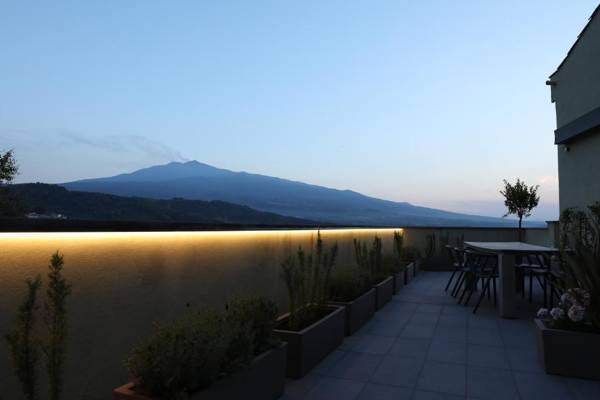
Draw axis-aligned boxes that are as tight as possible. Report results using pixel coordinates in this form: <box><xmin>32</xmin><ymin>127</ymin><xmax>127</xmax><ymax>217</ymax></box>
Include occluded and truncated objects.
<box><xmin>0</xmin><ymin>227</ymin><xmax>404</xmax><ymax>240</ymax></box>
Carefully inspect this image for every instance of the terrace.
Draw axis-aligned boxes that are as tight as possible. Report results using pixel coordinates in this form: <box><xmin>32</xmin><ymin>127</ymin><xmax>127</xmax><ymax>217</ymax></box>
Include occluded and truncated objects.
<box><xmin>283</xmin><ymin>271</ymin><xmax>600</xmax><ymax>400</ymax></box>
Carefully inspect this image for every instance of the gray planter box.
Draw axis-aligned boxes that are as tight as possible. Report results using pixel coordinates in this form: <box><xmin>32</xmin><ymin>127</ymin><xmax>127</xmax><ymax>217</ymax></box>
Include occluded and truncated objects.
<box><xmin>329</xmin><ymin>288</ymin><xmax>376</xmax><ymax>335</ymax></box>
<box><xmin>113</xmin><ymin>342</ymin><xmax>288</xmax><ymax>400</ymax></box>
<box><xmin>535</xmin><ymin>319</ymin><xmax>600</xmax><ymax>380</ymax></box>
<box><xmin>274</xmin><ymin>304</ymin><xmax>345</xmax><ymax>379</ymax></box>
<box><xmin>374</xmin><ymin>276</ymin><xmax>394</xmax><ymax>310</ymax></box>
<box><xmin>393</xmin><ymin>271</ymin><xmax>405</xmax><ymax>294</ymax></box>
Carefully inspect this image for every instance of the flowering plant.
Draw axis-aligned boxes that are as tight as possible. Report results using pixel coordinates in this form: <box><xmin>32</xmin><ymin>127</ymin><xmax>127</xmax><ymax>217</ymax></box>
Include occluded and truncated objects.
<box><xmin>537</xmin><ymin>287</ymin><xmax>593</xmax><ymax>330</ymax></box>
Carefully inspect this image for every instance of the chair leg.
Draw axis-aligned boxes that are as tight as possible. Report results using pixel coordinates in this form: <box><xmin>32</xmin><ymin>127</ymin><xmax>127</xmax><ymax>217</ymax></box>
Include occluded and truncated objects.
<box><xmin>528</xmin><ymin>272</ymin><xmax>533</xmax><ymax>304</ymax></box>
<box><xmin>473</xmin><ymin>275</ymin><xmax>492</xmax><ymax>314</ymax></box>
<box><xmin>452</xmin><ymin>271</ymin><xmax>465</xmax><ymax>297</ymax></box>
<box><xmin>459</xmin><ymin>275</ymin><xmax>474</xmax><ymax>305</ymax></box>
<box><xmin>445</xmin><ymin>270</ymin><xmax>457</xmax><ymax>292</ymax></box>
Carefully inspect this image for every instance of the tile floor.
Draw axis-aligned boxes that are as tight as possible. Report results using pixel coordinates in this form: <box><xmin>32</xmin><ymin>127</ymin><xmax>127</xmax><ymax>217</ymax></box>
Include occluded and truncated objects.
<box><xmin>281</xmin><ymin>272</ymin><xmax>600</xmax><ymax>400</ymax></box>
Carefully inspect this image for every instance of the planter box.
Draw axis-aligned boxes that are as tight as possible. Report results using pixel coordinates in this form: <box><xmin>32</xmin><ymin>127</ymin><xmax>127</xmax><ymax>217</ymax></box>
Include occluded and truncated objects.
<box><xmin>374</xmin><ymin>276</ymin><xmax>394</xmax><ymax>310</ymax></box>
<box><xmin>535</xmin><ymin>319</ymin><xmax>600</xmax><ymax>380</ymax></box>
<box><xmin>329</xmin><ymin>288</ymin><xmax>376</xmax><ymax>335</ymax></box>
<box><xmin>393</xmin><ymin>271</ymin><xmax>405</xmax><ymax>294</ymax></box>
<box><xmin>274</xmin><ymin>304</ymin><xmax>345</xmax><ymax>379</ymax></box>
<box><xmin>113</xmin><ymin>342</ymin><xmax>287</xmax><ymax>400</ymax></box>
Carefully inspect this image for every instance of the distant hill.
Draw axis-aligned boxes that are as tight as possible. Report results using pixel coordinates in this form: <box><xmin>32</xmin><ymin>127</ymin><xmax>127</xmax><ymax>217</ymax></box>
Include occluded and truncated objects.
<box><xmin>63</xmin><ymin>161</ymin><xmax>531</xmax><ymax>227</ymax></box>
<box><xmin>11</xmin><ymin>183</ymin><xmax>315</xmax><ymax>225</ymax></box>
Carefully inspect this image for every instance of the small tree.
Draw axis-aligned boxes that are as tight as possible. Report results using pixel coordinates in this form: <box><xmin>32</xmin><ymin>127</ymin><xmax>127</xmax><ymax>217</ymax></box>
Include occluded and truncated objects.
<box><xmin>500</xmin><ymin>179</ymin><xmax>540</xmax><ymax>241</ymax></box>
<box><xmin>43</xmin><ymin>252</ymin><xmax>72</xmax><ymax>400</ymax></box>
<box><xmin>5</xmin><ymin>276</ymin><xmax>42</xmax><ymax>400</ymax></box>
<box><xmin>0</xmin><ymin>149</ymin><xmax>22</xmax><ymax>216</ymax></box>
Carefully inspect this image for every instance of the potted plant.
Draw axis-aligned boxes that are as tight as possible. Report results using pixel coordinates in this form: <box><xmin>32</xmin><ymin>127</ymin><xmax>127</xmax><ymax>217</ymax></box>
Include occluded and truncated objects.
<box><xmin>328</xmin><ymin>265</ymin><xmax>376</xmax><ymax>335</ymax></box>
<box><xmin>535</xmin><ymin>204</ymin><xmax>600</xmax><ymax>380</ymax></box>
<box><xmin>354</xmin><ymin>236</ymin><xmax>393</xmax><ymax>310</ymax></box>
<box><xmin>274</xmin><ymin>232</ymin><xmax>345</xmax><ymax>378</ymax></box>
<box><xmin>114</xmin><ymin>296</ymin><xmax>287</xmax><ymax>400</ymax></box>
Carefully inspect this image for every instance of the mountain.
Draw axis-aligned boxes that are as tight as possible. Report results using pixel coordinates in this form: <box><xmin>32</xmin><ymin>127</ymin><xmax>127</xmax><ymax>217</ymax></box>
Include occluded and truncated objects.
<box><xmin>63</xmin><ymin>161</ymin><xmax>527</xmax><ymax>227</ymax></box>
<box><xmin>12</xmin><ymin>183</ymin><xmax>315</xmax><ymax>225</ymax></box>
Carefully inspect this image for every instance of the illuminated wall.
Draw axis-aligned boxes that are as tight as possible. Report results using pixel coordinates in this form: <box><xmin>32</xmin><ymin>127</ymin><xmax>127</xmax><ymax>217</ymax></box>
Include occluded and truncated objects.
<box><xmin>0</xmin><ymin>226</ymin><xmax>549</xmax><ymax>399</ymax></box>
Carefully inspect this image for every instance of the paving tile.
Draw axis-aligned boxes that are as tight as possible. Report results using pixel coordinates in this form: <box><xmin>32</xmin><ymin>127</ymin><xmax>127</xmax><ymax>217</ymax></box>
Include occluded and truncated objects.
<box><xmin>433</xmin><ymin>325</ymin><xmax>467</xmax><ymax>343</ymax></box>
<box><xmin>370</xmin><ymin>355</ymin><xmax>424</xmax><ymax>387</ymax></box>
<box><xmin>505</xmin><ymin>346</ymin><xmax>545</xmax><ymax>373</ymax></box>
<box><xmin>427</xmin><ymin>340</ymin><xmax>466</xmax><ymax>364</ymax></box>
<box><xmin>438</xmin><ymin>314</ymin><xmax>468</xmax><ymax>326</ymax></box>
<box><xmin>467</xmin><ymin>327</ymin><xmax>503</xmax><ymax>347</ymax></box>
<box><xmin>282</xmin><ymin>373</ymin><xmax>321</xmax><ymax>400</ymax></box>
<box><xmin>513</xmin><ymin>371</ymin><xmax>573</xmax><ymax>399</ymax></box>
<box><xmin>305</xmin><ymin>376</ymin><xmax>365</xmax><ymax>400</ymax></box>
<box><xmin>401</xmin><ymin>323</ymin><xmax>436</xmax><ymax>339</ymax></box>
<box><xmin>313</xmin><ymin>349</ymin><xmax>346</xmax><ymax>375</ymax></box>
<box><xmin>567</xmin><ymin>377</ymin><xmax>600</xmax><ymax>400</ymax></box>
<box><xmin>389</xmin><ymin>337</ymin><xmax>431</xmax><ymax>359</ymax></box>
<box><xmin>356</xmin><ymin>383</ymin><xmax>412</xmax><ymax>400</ymax></box>
<box><xmin>328</xmin><ymin>352</ymin><xmax>383</xmax><ymax>382</ymax></box>
<box><xmin>340</xmin><ymin>334</ymin><xmax>395</xmax><ymax>355</ymax></box>
<box><xmin>417</xmin><ymin>304</ymin><xmax>443</xmax><ymax>314</ymax></box>
<box><xmin>412</xmin><ymin>389</ymin><xmax>466</xmax><ymax>399</ymax></box>
<box><xmin>467</xmin><ymin>317</ymin><xmax>498</xmax><ymax>330</ymax></box>
<box><xmin>466</xmin><ymin>366</ymin><xmax>519</xmax><ymax>400</ymax></box>
<box><xmin>467</xmin><ymin>344</ymin><xmax>510</xmax><ymax>370</ymax></box>
<box><xmin>364</xmin><ymin>319</ymin><xmax>407</xmax><ymax>337</ymax></box>
<box><xmin>417</xmin><ymin>361</ymin><xmax>466</xmax><ymax>396</ymax></box>
<box><xmin>411</xmin><ymin>312</ymin><xmax>440</xmax><ymax>325</ymax></box>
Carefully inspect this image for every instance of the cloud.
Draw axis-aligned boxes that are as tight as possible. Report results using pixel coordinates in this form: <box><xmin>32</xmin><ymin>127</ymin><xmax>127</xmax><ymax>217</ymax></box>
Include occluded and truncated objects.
<box><xmin>59</xmin><ymin>131</ymin><xmax>189</xmax><ymax>162</ymax></box>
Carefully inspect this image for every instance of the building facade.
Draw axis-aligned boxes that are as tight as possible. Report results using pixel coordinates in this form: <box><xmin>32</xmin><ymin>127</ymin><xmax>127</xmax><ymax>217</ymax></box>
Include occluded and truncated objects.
<box><xmin>548</xmin><ymin>5</ymin><xmax>600</xmax><ymax>213</ymax></box>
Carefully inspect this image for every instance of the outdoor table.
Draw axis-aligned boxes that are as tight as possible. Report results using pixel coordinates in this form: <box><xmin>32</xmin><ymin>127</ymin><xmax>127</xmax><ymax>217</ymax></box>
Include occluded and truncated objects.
<box><xmin>463</xmin><ymin>241</ymin><xmax>559</xmax><ymax>318</ymax></box>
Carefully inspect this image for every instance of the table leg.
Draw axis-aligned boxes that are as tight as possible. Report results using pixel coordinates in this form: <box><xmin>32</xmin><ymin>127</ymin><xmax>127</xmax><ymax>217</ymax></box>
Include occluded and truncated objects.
<box><xmin>498</xmin><ymin>253</ymin><xmax>516</xmax><ymax>318</ymax></box>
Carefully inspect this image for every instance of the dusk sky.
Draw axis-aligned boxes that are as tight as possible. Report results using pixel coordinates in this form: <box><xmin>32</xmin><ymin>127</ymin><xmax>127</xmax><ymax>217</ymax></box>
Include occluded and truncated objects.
<box><xmin>2</xmin><ymin>1</ymin><xmax>598</xmax><ymax>221</ymax></box>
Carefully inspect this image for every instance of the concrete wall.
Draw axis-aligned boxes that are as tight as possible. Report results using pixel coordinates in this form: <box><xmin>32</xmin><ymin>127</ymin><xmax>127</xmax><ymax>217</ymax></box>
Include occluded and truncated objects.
<box><xmin>550</xmin><ymin>12</ymin><xmax>600</xmax><ymax>212</ymax></box>
<box><xmin>0</xmin><ymin>227</ymin><xmax>550</xmax><ymax>399</ymax></box>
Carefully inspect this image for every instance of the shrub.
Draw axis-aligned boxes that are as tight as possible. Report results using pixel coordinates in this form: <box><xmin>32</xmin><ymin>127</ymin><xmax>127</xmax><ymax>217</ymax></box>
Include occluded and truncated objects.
<box><xmin>354</xmin><ymin>236</ymin><xmax>386</xmax><ymax>284</ymax></box>
<box><xmin>328</xmin><ymin>265</ymin><xmax>371</xmax><ymax>302</ymax></box>
<box><xmin>127</xmin><ymin>310</ymin><xmax>228</xmax><ymax>399</ymax></box>
<box><xmin>280</xmin><ymin>231</ymin><xmax>338</xmax><ymax>331</ymax></box>
<box><xmin>126</xmin><ymin>295</ymin><xmax>279</xmax><ymax>399</ymax></box>
<box><xmin>5</xmin><ymin>276</ymin><xmax>42</xmax><ymax>400</ymax></box>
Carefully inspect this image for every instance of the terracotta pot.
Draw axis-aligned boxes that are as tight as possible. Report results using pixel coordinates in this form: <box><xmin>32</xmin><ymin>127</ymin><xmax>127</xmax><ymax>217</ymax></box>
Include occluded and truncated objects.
<box><xmin>535</xmin><ymin>319</ymin><xmax>600</xmax><ymax>380</ymax></box>
<box><xmin>329</xmin><ymin>288</ymin><xmax>376</xmax><ymax>335</ymax></box>
<box><xmin>113</xmin><ymin>342</ymin><xmax>287</xmax><ymax>400</ymax></box>
<box><xmin>273</xmin><ymin>304</ymin><xmax>345</xmax><ymax>379</ymax></box>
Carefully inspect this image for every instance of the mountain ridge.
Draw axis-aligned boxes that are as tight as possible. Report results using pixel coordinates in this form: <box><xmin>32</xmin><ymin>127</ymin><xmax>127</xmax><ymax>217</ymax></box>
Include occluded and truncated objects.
<box><xmin>62</xmin><ymin>161</ymin><xmax>538</xmax><ymax>227</ymax></box>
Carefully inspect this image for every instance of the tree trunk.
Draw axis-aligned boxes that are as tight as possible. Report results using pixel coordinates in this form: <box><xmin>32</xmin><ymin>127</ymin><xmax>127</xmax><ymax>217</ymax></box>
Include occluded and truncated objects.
<box><xmin>518</xmin><ymin>217</ymin><xmax>523</xmax><ymax>242</ymax></box>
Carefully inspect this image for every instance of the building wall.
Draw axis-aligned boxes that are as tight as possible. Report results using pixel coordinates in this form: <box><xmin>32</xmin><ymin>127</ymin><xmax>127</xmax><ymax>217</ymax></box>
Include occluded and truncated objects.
<box><xmin>0</xmin><ymin>227</ymin><xmax>549</xmax><ymax>399</ymax></box>
<box><xmin>550</xmin><ymin>12</ymin><xmax>600</xmax><ymax>211</ymax></box>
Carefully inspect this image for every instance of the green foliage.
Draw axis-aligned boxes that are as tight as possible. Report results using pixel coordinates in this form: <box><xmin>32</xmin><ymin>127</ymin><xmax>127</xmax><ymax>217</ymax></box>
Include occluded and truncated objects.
<box><xmin>354</xmin><ymin>235</ymin><xmax>386</xmax><ymax>284</ymax></box>
<box><xmin>127</xmin><ymin>310</ymin><xmax>228</xmax><ymax>399</ymax></box>
<box><xmin>392</xmin><ymin>230</ymin><xmax>405</xmax><ymax>272</ymax></box>
<box><xmin>328</xmin><ymin>265</ymin><xmax>372</xmax><ymax>302</ymax></box>
<box><xmin>0</xmin><ymin>149</ymin><xmax>18</xmax><ymax>184</ymax></box>
<box><xmin>438</xmin><ymin>232</ymin><xmax>450</xmax><ymax>256</ymax></box>
<box><xmin>402</xmin><ymin>246</ymin><xmax>421</xmax><ymax>263</ymax></box>
<box><xmin>5</xmin><ymin>275</ymin><xmax>42</xmax><ymax>400</ymax></box>
<box><xmin>223</xmin><ymin>296</ymin><xmax>278</xmax><ymax>373</ymax></box>
<box><xmin>127</xmin><ymin>295</ymin><xmax>279</xmax><ymax>399</ymax></box>
<box><xmin>10</xmin><ymin>183</ymin><xmax>311</xmax><ymax>225</ymax></box>
<box><xmin>43</xmin><ymin>252</ymin><xmax>72</xmax><ymax>400</ymax></box>
<box><xmin>500</xmin><ymin>179</ymin><xmax>540</xmax><ymax>238</ymax></box>
<box><xmin>424</xmin><ymin>233</ymin><xmax>436</xmax><ymax>259</ymax></box>
<box><xmin>0</xmin><ymin>150</ymin><xmax>22</xmax><ymax>217</ymax></box>
<box><xmin>559</xmin><ymin>203</ymin><xmax>600</xmax><ymax>329</ymax></box>
<box><xmin>280</xmin><ymin>231</ymin><xmax>338</xmax><ymax>331</ymax></box>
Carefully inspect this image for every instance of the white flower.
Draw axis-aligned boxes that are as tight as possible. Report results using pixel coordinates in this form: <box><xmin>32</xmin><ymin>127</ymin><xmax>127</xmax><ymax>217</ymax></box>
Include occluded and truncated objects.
<box><xmin>537</xmin><ymin>308</ymin><xmax>550</xmax><ymax>319</ymax></box>
<box><xmin>550</xmin><ymin>307</ymin><xmax>565</xmax><ymax>320</ymax></box>
<box><xmin>560</xmin><ymin>292</ymin><xmax>576</xmax><ymax>307</ymax></box>
<box><xmin>573</xmin><ymin>288</ymin><xmax>591</xmax><ymax>306</ymax></box>
<box><xmin>568</xmin><ymin>304</ymin><xmax>585</xmax><ymax>322</ymax></box>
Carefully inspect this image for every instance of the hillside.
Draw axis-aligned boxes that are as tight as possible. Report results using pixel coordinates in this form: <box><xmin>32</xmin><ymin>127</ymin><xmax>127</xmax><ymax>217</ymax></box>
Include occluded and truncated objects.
<box><xmin>11</xmin><ymin>183</ymin><xmax>316</xmax><ymax>225</ymax></box>
<box><xmin>63</xmin><ymin>161</ymin><xmax>529</xmax><ymax>227</ymax></box>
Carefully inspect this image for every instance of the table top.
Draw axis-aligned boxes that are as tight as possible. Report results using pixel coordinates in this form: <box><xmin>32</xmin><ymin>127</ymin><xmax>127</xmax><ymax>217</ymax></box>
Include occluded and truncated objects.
<box><xmin>464</xmin><ymin>241</ymin><xmax>559</xmax><ymax>254</ymax></box>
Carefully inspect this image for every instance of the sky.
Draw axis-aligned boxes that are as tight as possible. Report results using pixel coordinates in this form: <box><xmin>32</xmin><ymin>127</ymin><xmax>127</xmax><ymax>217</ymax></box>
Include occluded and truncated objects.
<box><xmin>1</xmin><ymin>1</ymin><xmax>598</xmax><ymax>221</ymax></box>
